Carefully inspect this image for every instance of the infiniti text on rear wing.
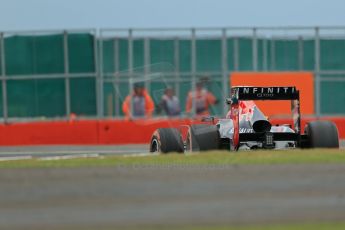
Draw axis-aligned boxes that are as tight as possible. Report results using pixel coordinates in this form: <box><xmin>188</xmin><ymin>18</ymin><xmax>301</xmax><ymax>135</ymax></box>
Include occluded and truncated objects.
<box><xmin>232</xmin><ymin>86</ymin><xmax>299</xmax><ymax>101</ymax></box>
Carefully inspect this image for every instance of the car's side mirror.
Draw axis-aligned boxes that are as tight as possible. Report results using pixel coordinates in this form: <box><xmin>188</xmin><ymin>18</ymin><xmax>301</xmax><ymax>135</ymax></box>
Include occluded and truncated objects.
<box><xmin>226</xmin><ymin>98</ymin><xmax>232</xmax><ymax>105</ymax></box>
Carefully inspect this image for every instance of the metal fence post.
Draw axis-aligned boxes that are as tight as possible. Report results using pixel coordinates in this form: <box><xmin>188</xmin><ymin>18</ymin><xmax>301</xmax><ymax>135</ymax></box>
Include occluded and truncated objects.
<box><xmin>94</xmin><ymin>29</ymin><xmax>102</xmax><ymax>118</ymax></box>
<box><xmin>128</xmin><ymin>29</ymin><xmax>133</xmax><ymax>117</ymax></box>
<box><xmin>128</xmin><ymin>29</ymin><xmax>133</xmax><ymax>74</ymax></box>
<box><xmin>314</xmin><ymin>27</ymin><xmax>321</xmax><ymax>117</ymax></box>
<box><xmin>114</xmin><ymin>38</ymin><xmax>120</xmax><ymax>117</ymax></box>
<box><xmin>144</xmin><ymin>37</ymin><xmax>150</xmax><ymax>92</ymax></box>
<box><xmin>0</xmin><ymin>32</ymin><xmax>8</xmax><ymax>122</ymax></box>
<box><xmin>114</xmin><ymin>38</ymin><xmax>119</xmax><ymax>73</ymax></box>
<box><xmin>191</xmin><ymin>28</ymin><xmax>196</xmax><ymax>118</ymax></box>
<box><xmin>252</xmin><ymin>28</ymin><xmax>258</xmax><ymax>71</ymax></box>
<box><xmin>174</xmin><ymin>37</ymin><xmax>180</xmax><ymax>105</ymax></box>
<box><xmin>63</xmin><ymin>30</ymin><xmax>71</xmax><ymax>118</ymax></box>
<box><xmin>262</xmin><ymin>36</ymin><xmax>268</xmax><ymax>71</ymax></box>
<box><xmin>233</xmin><ymin>37</ymin><xmax>239</xmax><ymax>71</ymax></box>
<box><xmin>270</xmin><ymin>39</ymin><xmax>275</xmax><ymax>70</ymax></box>
<box><xmin>298</xmin><ymin>36</ymin><xmax>304</xmax><ymax>71</ymax></box>
<box><xmin>221</xmin><ymin>28</ymin><xmax>228</xmax><ymax>115</ymax></box>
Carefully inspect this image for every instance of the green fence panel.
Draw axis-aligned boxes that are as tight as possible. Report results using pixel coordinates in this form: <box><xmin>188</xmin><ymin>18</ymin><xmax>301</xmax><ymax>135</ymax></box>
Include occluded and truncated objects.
<box><xmin>320</xmin><ymin>39</ymin><xmax>345</xmax><ymax>70</ymax></box>
<box><xmin>7</xmin><ymin>80</ymin><xmax>35</xmax><ymax>117</ymax></box>
<box><xmin>303</xmin><ymin>39</ymin><xmax>315</xmax><ymax>70</ymax></box>
<box><xmin>179</xmin><ymin>39</ymin><xmax>191</xmax><ymax>72</ymax></box>
<box><xmin>100</xmin><ymin>38</ymin><xmax>148</xmax><ymax>74</ymax></box>
<box><xmin>0</xmin><ymin>36</ymin><xmax>2</xmax><ymax>116</ymax></box>
<box><xmin>118</xmin><ymin>39</ymin><xmax>128</xmax><ymax>72</ymax></box>
<box><xmin>265</xmin><ymin>40</ymin><xmax>273</xmax><ymax>71</ymax></box>
<box><xmin>5</xmin><ymin>36</ymin><xmax>34</xmax><ymax>75</ymax></box>
<box><xmin>102</xmin><ymin>39</ymin><xmax>115</xmax><ymax>74</ymax></box>
<box><xmin>0</xmin><ymin>83</ymin><xmax>3</xmax><ymax>117</ymax></box>
<box><xmin>4</xmin><ymin>34</ymin><xmax>64</xmax><ymax>75</ymax></box>
<box><xmin>150</xmin><ymin>39</ymin><xmax>174</xmax><ymax>69</ymax></box>
<box><xmin>68</xmin><ymin>34</ymin><xmax>95</xmax><ymax>73</ymax></box>
<box><xmin>7</xmin><ymin>79</ymin><xmax>65</xmax><ymax>117</ymax></box>
<box><xmin>257</xmin><ymin>39</ymin><xmax>265</xmax><ymax>71</ymax></box>
<box><xmin>35</xmin><ymin>79</ymin><xmax>66</xmax><ymax>117</ymax></box>
<box><xmin>3</xmin><ymin>33</ymin><xmax>345</xmax><ymax>118</ymax></box>
<box><xmin>0</xmin><ymin>40</ymin><xmax>2</xmax><ymax>74</ymax></box>
<box><xmin>34</xmin><ymin>35</ymin><xmax>64</xmax><ymax>74</ymax></box>
<box><xmin>133</xmin><ymin>39</ymin><xmax>144</xmax><ymax>71</ymax></box>
<box><xmin>70</xmin><ymin>77</ymin><xmax>96</xmax><ymax>116</ymax></box>
<box><xmin>274</xmin><ymin>40</ymin><xmax>299</xmax><ymax>70</ymax></box>
<box><xmin>238</xmin><ymin>38</ymin><xmax>253</xmax><ymax>70</ymax></box>
<box><xmin>227</xmin><ymin>38</ymin><xmax>234</xmax><ymax>71</ymax></box>
<box><xmin>196</xmin><ymin>39</ymin><xmax>222</xmax><ymax>72</ymax></box>
<box><xmin>320</xmin><ymin>81</ymin><xmax>345</xmax><ymax>114</ymax></box>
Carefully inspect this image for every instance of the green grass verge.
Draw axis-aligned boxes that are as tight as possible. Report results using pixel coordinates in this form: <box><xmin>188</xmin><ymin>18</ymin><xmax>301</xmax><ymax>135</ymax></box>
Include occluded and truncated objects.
<box><xmin>153</xmin><ymin>222</ymin><xmax>345</xmax><ymax>230</ymax></box>
<box><xmin>0</xmin><ymin>149</ymin><xmax>345</xmax><ymax>169</ymax></box>
<box><xmin>144</xmin><ymin>222</ymin><xmax>345</xmax><ymax>230</ymax></box>
<box><xmin>79</xmin><ymin>222</ymin><xmax>345</xmax><ymax>230</ymax></box>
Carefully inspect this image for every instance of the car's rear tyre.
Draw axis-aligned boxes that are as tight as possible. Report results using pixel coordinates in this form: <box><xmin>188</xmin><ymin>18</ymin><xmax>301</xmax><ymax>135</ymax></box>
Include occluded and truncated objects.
<box><xmin>186</xmin><ymin>124</ymin><xmax>220</xmax><ymax>152</ymax></box>
<box><xmin>304</xmin><ymin>121</ymin><xmax>339</xmax><ymax>148</ymax></box>
<box><xmin>150</xmin><ymin>128</ymin><xmax>184</xmax><ymax>153</ymax></box>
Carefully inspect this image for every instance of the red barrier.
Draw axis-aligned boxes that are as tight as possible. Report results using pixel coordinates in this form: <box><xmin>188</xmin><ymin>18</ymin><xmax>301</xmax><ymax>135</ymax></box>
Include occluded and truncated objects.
<box><xmin>0</xmin><ymin>120</ymin><xmax>98</xmax><ymax>146</ymax></box>
<box><xmin>0</xmin><ymin>118</ymin><xmax>343</xmax><ymax>146</ymax></box>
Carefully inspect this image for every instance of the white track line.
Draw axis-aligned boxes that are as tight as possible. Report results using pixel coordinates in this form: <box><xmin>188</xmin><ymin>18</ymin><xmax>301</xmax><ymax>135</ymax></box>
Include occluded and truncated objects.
<box><xmin>0</xmin><ymin>156</ymin><xmax>33</xmax><ymax>161</ymax></box>
<box><xmin>0</xmin><ymin>153</ymin><xmax>155</xmax><ymax>162</ymax></box>
<box><xmin>122</xmin><ymin>152</ymin><xmax>158</xmax><ymax>157</ymax></box>
<box><xmin>0</xmin><ymin>150</ymin><xmax>144</xmax><ymax>155</ymax></box>
<box><xmin>38</xmin><ymin>154</ymin><xmax>101</xmax><ymax>161</ymax></box>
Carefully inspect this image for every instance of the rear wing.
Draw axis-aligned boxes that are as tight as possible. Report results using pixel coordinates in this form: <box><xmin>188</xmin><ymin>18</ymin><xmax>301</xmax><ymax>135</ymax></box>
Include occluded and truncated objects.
<box><xmin>230</xmin><ymin>86</ymin><xmax>299</xmax><ymax>101</ymax></box>
<box><xmin>227</xmin><ymin>86</ymin><xmax>301</xmax><ymax>150</ymax></box>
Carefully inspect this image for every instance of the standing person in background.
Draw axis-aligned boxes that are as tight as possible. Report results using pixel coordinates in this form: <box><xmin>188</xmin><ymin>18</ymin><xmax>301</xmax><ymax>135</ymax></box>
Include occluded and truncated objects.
<box><xmin>158</xmin><ymin>87</ymin><xmax>181</xmax><ymax>117</ymax></box>
<box><xmin>122</xmin><ymin>82</ymin><xmax>154</xmax><ymax>120</ymax></box>
<box><xmin>185</xmin><ymin>78</ymin><xmax>218</xmax><ymax>117</ymax></box>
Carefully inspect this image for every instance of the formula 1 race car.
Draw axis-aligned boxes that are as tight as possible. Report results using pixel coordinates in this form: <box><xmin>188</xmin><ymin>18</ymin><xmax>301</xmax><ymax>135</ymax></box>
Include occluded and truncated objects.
<box><xmin>149</xmin><ymin>86</ymin><xmax>339</xmax><ymax>153</ymax></box>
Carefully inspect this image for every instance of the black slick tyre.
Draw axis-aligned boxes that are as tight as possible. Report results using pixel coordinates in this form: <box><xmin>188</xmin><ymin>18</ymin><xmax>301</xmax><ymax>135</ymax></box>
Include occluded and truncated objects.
<box><xmin>150</xmin><ymin>128</ymin><xmax>184</xmax><ymax>153</ymax></box>
<box><xmin>304</xmin><ymin>121</ymin><xmax>339</xmax><ymax>148</ymax></box>
<box><xmin>186</xmin><ymin>124</ymin><xmax>220</xmax><ymax>152</ymax></box>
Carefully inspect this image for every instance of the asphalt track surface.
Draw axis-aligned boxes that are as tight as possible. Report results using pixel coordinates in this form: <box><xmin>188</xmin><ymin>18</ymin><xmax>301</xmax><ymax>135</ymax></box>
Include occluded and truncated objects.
<box><xmin>0</xmin><ymin>140</ymin><xmax>344</xmax><ymax>158</ymax></box>
<box><xmin>0</xmin><ymin>164</ymin><xmax>345</xmax><ymax>229</ymax></box>
<box><xmin>0</xmin><ymin>143</ymin><xmax>345</xmax><ymax>229</ymax></box>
